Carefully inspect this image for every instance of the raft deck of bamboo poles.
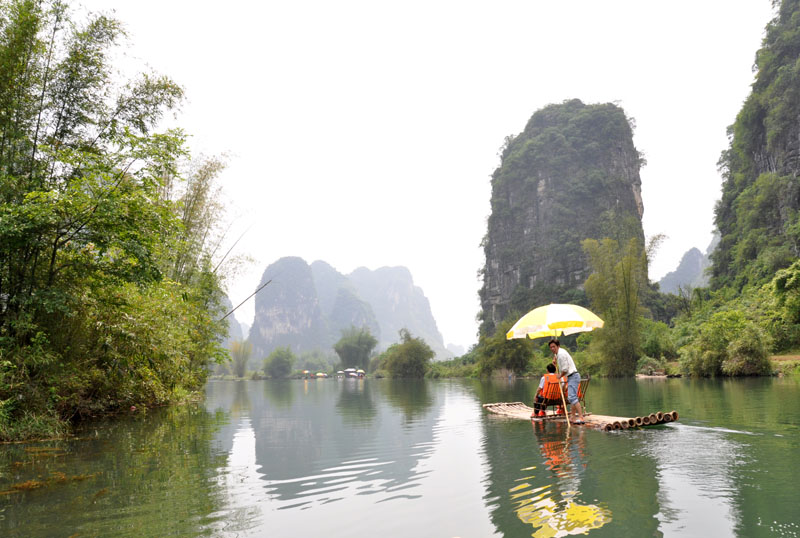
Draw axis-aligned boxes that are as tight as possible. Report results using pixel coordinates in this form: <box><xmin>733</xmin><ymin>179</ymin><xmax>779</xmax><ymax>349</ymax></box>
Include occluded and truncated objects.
<box><xmin>482</xmin><ymin>402</ymin><xmax>679</xmax><ymax>431</ymax></box>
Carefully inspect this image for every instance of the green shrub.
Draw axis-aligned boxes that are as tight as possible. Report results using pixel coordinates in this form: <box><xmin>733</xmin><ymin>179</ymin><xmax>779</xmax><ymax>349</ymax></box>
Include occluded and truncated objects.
<box><xmin>264</xmin><ymin>347</ymin><xmax>296</xmax><ymax>379</ymax></box>
<box><xmin>636</xmin><ymin>356</ymin><xmax>665</xmax><ymax>375</ymax></box>
<box><xmin>640</xmin><ymin>319</ymin><xmax>678</xmax><ymax>359</ymax></box>
<box><xmin>381</xmin><ymin>329</ymin><xmax>434</xmax><ymax>378</ymax></box>
<box><xmin>679</xmin><ymin>310</ymin><xmax>771</xmax><ymax>377</ymax></box>
<box><xmin>722</xmin><ymin>327</ymin><xmax>773</xmax><ymax>375</ymax></box>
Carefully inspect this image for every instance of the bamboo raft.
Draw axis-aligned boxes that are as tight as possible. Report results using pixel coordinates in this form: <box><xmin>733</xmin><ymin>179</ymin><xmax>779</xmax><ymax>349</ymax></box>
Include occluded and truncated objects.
<box><xmin>482</xmin><ymin>402</ymin><xmax>679</xmax><ymax>431</ymax></box>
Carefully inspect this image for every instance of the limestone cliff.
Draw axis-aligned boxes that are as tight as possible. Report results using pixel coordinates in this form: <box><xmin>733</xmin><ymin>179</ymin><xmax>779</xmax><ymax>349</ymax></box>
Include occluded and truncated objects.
<box><xmin>348</xmin><ymin>266</ymin><xmax>449</xmax><ymax>359</ymax></box>
<box><xmin>311</xmin><ymin>261</ymin><xmax>381</xmax><ymax>342</ymax></box>
<box><xmin>479</xmin><ymin>99</ymin><xmax>645</xmax><ymax>334</ymax></box>
<box><xmin>249</xmin><ymin>257</ymin><xmax>329</xmax><ymax>358</ymax></box>
<box><xmin>249</xmin><ymin>257</ymin><xmax>450</xmax><ymax>361</ymax></box>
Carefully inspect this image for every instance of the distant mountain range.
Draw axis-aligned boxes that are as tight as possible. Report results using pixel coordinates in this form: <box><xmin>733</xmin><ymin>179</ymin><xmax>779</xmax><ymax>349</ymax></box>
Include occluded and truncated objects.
<box><xmin>247</xmin><ymin>257</ymin><xmax>452</xmax><ymax>361</ymax></box>
<box><xmin>658</xmin><ymin>235</ymin><xmax>718</xmax><ymax>294</ymax></box>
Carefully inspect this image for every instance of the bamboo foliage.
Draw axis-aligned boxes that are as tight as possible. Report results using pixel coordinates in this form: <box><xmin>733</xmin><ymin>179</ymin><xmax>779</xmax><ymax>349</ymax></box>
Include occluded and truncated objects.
<box><xmin>0</xmin><ymin>1</ymin><xmax>226</xmax><ymax>439</ymax></box>
<box><xmin>582</xmin><ymin>237</ymin><xmax>648</xmax><ymax>375</ymax></box>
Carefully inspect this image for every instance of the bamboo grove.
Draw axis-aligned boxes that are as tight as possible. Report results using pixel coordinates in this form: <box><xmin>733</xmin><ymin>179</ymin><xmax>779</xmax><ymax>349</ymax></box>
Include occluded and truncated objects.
<box><xmin>0</xmin><ymin>0</ymin><xmax>229</xmax><ymax>440</ymax></box>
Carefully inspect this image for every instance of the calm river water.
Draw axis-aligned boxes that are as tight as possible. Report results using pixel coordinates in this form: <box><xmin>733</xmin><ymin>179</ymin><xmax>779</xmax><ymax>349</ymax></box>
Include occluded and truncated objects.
<box><xmin>1</xmin><ymin>377</ymin><xmax>799</xmax><ymax>537</ymax></box>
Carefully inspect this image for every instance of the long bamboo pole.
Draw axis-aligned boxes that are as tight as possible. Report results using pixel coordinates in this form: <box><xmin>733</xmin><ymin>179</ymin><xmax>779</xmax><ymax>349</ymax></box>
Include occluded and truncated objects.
<box><xmin>557</xmin><ymin>377</ymin><xmax>570</xmax><ymax>430</ymax></box>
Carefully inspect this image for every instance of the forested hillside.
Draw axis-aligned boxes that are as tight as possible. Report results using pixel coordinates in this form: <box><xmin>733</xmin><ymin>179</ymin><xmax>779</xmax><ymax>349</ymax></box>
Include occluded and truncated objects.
<box><xmin>634</xmin><ymin>0</ymin><xmax>800</xmax><ymax>377</ymax></box>
<box><xmin>713</xmin><ymin>0</ymin><xmax>800</xmax><ymax>290</ymax></box>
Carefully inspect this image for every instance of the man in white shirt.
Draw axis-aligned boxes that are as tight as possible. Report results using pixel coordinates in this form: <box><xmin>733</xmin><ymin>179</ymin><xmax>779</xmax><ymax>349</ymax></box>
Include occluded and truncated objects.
<box><xmin>549</xmin><ymin>338</ymin><xmax>585</xmax><ymax>424</ymax></box>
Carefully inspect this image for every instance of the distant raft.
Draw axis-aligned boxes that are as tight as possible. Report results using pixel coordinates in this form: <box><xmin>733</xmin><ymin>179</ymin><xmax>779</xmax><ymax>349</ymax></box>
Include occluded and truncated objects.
<box><xmin>482</xmin><ymin>401</ymin><xmax>679</xmax><ymax>431</ymax></box>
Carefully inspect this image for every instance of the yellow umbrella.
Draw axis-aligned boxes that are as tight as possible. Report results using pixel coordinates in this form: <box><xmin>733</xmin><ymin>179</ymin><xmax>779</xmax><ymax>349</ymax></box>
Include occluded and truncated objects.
<box><xmin>506</xmin><ymin>303</ymin><xmax>604</xmax><ymax>340</ymax></box>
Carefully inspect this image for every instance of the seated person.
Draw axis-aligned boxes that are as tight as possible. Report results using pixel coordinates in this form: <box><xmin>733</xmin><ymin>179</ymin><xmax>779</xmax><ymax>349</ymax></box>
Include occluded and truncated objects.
<box><xmin>532</xmin><ymin>363</ymin><xmax>560</xmax><ymax>418</ymax></box>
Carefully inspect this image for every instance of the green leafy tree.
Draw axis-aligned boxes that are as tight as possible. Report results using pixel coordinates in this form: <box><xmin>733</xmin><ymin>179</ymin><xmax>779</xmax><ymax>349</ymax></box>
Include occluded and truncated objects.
<box><xmin>333</xmin><ymin>326</ymin><xmax>377</xmax><ymax>371</ymax></box>
<box><xmin>0</xmin><ymin>1</ymin><xmax>227</xmax><ymax>439</ymax></box>
<box><xmin>378</xmin><ymin>329</ymin><xmax>434</xmax><ymax>378</ymax></box>
<box><xmin>773</xmin><ymin>259</ymin><xmax>800</xmax><ymax>324</ymax></box>
<box><xmin>476</xmin><ymin>315</ymin><xmax>534</xmax><ymax>376</ymax></box>
<box><xmin>264</xmin><ymin>347</ymin><xmax>295</xmax><ymax>379</ymax></box>
<box><xmin>299</xmin><ymin>349</ymin><xmax>332</xmax><ymax>373</ymax></box>
<box><xmin>640</xmin><ymin>318</ymin><xmax>677</xmax><ymax>360</ymax></box>
<box><xmin>582</xmin><ymin>237</ymin><xmax>648</xmax><ymax>376</ymax></box>
<box><xmin>723</xmin><ymin>328</ymin><xmax>772</xmax><ymax>376</ymax></box>
<box><xmin>679</xmin><ymin>310</ymin><xmax>771</xmax><ymax>376</ymax></box>
<box><xmin>770</xmin><ymin>260</ymin><xmax>800</xmax><ymax>349</ymax></box>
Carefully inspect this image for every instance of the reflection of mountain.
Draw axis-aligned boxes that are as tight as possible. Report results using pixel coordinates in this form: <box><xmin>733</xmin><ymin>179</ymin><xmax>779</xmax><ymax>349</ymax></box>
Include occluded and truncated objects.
<box><xmin>202</xmin><ymin>379</ymin><xmax>498</xmax><ymax>536</ymax></box>
<box><xmin>205</xmin><ymin>379</ymin><xmax>441</xmax><ymax>506</ymax></box>
<box><xmin>248</xmin><ymin>257</ymin><xmax>451</xmax><ymax>360</ymax></box>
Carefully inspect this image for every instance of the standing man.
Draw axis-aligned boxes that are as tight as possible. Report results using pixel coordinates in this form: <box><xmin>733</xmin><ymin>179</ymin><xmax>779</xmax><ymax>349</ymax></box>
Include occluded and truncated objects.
<box><xmin>549</xmin><ymin>338</ymin><xmax>585</xmax><ymax>424</ymax></box>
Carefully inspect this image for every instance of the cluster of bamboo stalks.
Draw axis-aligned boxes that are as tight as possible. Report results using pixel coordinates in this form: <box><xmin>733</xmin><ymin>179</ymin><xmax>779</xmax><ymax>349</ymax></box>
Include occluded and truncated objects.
<box><xmin>600</xmin><ymin>410</ymin><xmax>679</xmax><ymax>431</ymax></box>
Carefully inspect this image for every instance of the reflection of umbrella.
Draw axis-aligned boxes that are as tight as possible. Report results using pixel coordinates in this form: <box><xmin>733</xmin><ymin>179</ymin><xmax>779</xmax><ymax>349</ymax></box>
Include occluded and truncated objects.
<box><xmin>506</xmin><ymin>303</ymin><xmax>603</xmax><ymax>340</ymax></box>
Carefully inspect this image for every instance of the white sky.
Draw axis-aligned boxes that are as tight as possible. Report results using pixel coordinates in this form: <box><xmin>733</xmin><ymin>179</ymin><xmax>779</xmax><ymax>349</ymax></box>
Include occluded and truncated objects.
<box><xmin>81</xmin><ymin>0</ymin><xmax>775</xmax><ymax>350</ymax></box>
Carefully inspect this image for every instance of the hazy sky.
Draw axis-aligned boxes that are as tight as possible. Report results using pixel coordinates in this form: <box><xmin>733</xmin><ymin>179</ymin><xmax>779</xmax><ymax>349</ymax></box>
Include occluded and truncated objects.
<box><xmin>81</xmin><ymin>0</ymin><xmax>774</xmax><ymax>350</ymax></box>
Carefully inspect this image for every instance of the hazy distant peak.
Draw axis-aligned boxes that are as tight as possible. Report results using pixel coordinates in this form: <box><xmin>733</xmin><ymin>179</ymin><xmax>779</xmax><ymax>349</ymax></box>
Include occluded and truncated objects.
<box><xmin>249</xmin><ymin>258</ymin><xmax>451</xmax><ymax>360</ymax></box>
<box><xmin>681</xmin><ymin>247</ymin><xmax>703</xmax><ymax>261</ymax></box>
<box><xmin>350</xmin><ymin>265</ymin><xmax>413</xmax><ymax>281</ymax></box>
<box><xmin>658</xmin><ymin>246</ymin><xmax>711</xmax><ymax>294</ymax></box>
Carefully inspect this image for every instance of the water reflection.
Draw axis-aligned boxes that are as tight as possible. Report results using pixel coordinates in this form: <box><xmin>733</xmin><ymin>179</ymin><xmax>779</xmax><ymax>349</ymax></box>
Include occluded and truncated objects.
<box><xmin>208</xmin><ymin>418</ymin><xmax>265</xmax><ymax>535</ymax></box>
<box><xmin>335</xmin><ymin>377</ymin><xmax>376</xmax><ymax>424</ymax></box>
<box><xmin>511</xmin><ymin>421</ymin><xmax>611</xmax><ymax>537</ymax></box>
<box><xmin>0</xmin><ymin>405</ymin><xmax>229</xmax><ymax>537</ymax></box>
<box><xmin>200</xmin><ymin>379</ymin><xmax>452</xmax><ymax>535</ymax></box>
<box><xmin>4</xmin><ymin>378</ymin><xmax>799</xmax><ymax>537</ymax></box>
<box><xmin>199</xmin><ymin>379</ymin><xmax>501</xmax><ymax>537</ymax></box>
<box><xmin>377</xmin><ymin>379</ymin><xmax>434</xmax><ymax>424</ymax></box>
<box><xmin>644</xmin><ymin>423</ymin><xmax>741</xmax><ymax>537</ymax></box>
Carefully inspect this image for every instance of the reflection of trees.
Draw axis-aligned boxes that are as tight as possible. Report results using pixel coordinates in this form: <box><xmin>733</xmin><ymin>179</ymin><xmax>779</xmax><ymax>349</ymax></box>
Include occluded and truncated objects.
<box><xmin>375</xmin><ymin>379</ymin><xmax>433</xmax><ymax>423</ymax></box>
<box><xmin>335</xmin><ymin>378</ymin><xmax>376</xmax><ymax>424</ymax></box>
<box><xmin>231</xmin><ymin>380</ymin><xmax>252</xmax><ymax>416</ymax></box>
<box><xmin>0</xmin><ymin>405</ymin><xmax>228</xmax><ymax>536</ymax></box>
<box><xmin>472</xmin><ymin>377</ymin><xmax>535</xmax><ymax>411</ymax></box>
<box><xmin>263</xmin><ymin>379</ymin><xmax>294</xmax><ymax>408</ymax></box>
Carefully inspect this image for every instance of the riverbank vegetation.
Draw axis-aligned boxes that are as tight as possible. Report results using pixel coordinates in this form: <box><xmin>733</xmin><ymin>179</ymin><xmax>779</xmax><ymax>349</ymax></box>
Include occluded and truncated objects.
<box><xmin>0</xmin><ymin>1</ymin><xmax>229</xmax><ymax>440</ymax></box>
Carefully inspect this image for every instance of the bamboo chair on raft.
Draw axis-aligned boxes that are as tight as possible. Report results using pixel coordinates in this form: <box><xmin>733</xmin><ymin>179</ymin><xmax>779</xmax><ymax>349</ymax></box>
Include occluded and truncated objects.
<box><xmin>536</xmin><ymin>376</ymin><xmax>590</xmax><ymax>417</ymax></box>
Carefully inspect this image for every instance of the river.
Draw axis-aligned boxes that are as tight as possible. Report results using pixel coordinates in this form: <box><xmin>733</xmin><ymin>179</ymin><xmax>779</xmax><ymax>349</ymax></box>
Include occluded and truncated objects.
<box><xmin>1</xmin><ymin>376</ymin><xmax>799</xmax><ymax>537</ymax></box>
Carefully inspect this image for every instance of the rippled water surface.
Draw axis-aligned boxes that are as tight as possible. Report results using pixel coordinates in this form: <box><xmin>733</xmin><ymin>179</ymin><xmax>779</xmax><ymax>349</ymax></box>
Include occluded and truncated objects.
<box><xmin>1</xmin><ymin>377</ymin><xmax>799</xmax><ymax>537</ymax></box>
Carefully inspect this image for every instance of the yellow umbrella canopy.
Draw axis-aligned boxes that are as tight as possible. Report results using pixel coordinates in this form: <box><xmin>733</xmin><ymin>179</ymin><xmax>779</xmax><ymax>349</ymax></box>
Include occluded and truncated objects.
<box><xmin>506</xmin><ymin>303</ymin><xmax>604</xmax><ymax>340</ymax></box>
